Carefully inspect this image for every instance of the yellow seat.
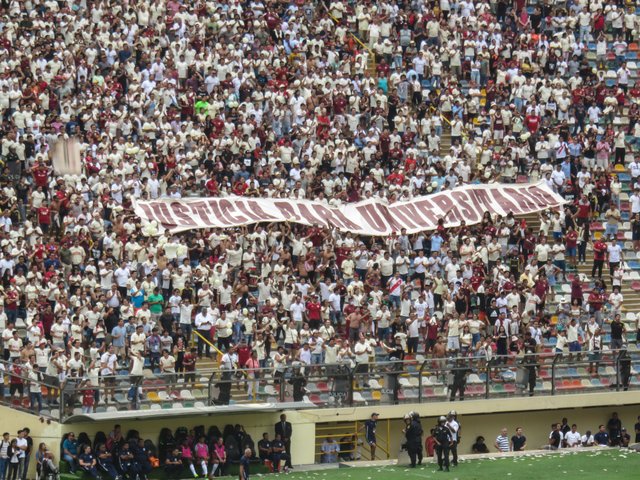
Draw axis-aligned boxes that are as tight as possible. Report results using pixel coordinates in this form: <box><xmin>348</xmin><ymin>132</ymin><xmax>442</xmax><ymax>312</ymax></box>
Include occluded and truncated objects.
<box><xmin>551</xmin><ymin>315</ymin><xmax>558</xmax><ymax>325</ymax></box>
<box><xmin>372</xmin><ymin>391</ymin><xmax>382</xmax><ymax>401</ymax></box>
<box><xmin>147</xmin><ymin>391</ymin><xmax>160</xmax><ymax>402</ymax></box>
<box><xmin>594</xmin><ymin>231</ymin><xmax>603</xmax><ymax>240</ymax></box>
<box><xmin>614</xmin><ymin>164</ymin><xmax>626</xmax><ymax>172</ymax></box>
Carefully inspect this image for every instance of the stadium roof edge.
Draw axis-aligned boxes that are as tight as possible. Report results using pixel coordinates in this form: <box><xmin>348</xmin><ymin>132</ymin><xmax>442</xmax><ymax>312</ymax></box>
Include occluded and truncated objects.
<box><xmin>62</xmin><ymin>400</ymin><xmax>317</xmax><ymax>424</ymax></box>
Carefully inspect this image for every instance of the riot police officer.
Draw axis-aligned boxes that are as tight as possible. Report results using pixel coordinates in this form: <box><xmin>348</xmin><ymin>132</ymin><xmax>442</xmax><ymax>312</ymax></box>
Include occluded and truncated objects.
<box><xmin>434</xmin><ymin>416</ymin><xmax>453</xmax><ymax>472</ymax></box>
<box><xmin>403</xmin><ymin>412</ymin><xmax>424</xmax><ymax>467</ymax></box>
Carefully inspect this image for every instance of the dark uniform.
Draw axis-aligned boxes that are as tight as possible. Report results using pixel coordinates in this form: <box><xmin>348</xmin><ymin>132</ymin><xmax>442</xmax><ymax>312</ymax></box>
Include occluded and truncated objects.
<box><xmin>405</xmin><ymin>419</ymin><xmax>423</xmax><ymax>467</ymax></box>
<box><xmin>434</xmin><ymin>424</ymin><xmax>453</xmax><ymax>471</ymax></box>
<box><xmin>524</xmin><ymin>352</ymin><xmax>538</xmax><ymax>396</ymax></box>
<box><xmin>449</xmin><ymin>363</ymin><xmax>471</xmax><ymax>401</ymax></box>
<box><xmin>620</xmin><ymin>351</ymin><xmax>632</xmax><ymax>391</ymax></box>
<box><xmin>289</xmin><ymin>370</ymin><xmax>307</xmax><ymax>402</ymax></box>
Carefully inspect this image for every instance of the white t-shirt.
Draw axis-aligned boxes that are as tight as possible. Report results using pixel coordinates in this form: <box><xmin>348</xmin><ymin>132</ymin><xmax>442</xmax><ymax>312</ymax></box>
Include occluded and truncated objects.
<box><xmin>565</xmin><ymin>431</ymin><xmax>581</xmax><ymax>447</ymax></box>
<box><xmin>608</xmin><ymin>244</ymin><xmax>622</xmax><ymax>263</ymax></box>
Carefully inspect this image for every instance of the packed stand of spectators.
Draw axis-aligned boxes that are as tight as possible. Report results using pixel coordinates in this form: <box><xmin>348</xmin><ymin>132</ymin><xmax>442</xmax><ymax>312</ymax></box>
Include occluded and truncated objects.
<box><xmin>2</xmin><ymin>0</ymin><xmax>640</xmax><ymax>412</ymax></box>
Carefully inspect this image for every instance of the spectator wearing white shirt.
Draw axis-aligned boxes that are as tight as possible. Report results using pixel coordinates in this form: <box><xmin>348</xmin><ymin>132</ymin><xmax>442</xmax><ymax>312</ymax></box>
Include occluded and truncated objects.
<box><xmin>194</xmin><ymin>307</ymin><xmax>214</xmax><ymax>358</ymax></box>
<box><xmin>564</xmin><ymin>425</ymin><xmax>582</xmax><ymax>448</ymax></box>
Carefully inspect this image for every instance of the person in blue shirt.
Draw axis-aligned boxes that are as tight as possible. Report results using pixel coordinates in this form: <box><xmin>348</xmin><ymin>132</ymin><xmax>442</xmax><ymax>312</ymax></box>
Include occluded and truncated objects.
<box><xmin>594</xmin><ymin>425</ymin><xmax>610</xmax><ymax>446</ymax></box>
<box><xmin>164</xmin><ymin>448</ymin><xmax>183</xmax><ymax>478</ymax></box>
<box><xmin>62</xmin><ymin>433</ymin><xmax>78</xmax><ymax>473</ymax></box>
<box><xmin>133</xmin><ymin>438</ymin><xmax>152</xmax><ymax>480</ymax></box>
<box><xmin>118</xmin><ymin>442</ymin><xmax>135</xmax><ymax>480</ymax></box>
<box><xmin>364</xmin><ymin>413</ymin><xmax>379</xmax><ymax>459</ymax></box>
<box><xmin>146</xmin><ymin>328</ymin><xmax>162</xmax><ymax>370</ymax></box>
<box><xmin>239</xmin><ymin>448</ymin><xmax>252</xmax><ymax>480</ymax></box>
<box><xmin>430</xmin><ymin>232</ymin><xmax>443</xmax><ymax>253</ymax></box>
<box><xmin>130</xmin><ymin>283</ymin><xmax>145</xmax><ymax>309</ymax></box>
<box><xmin>377</xmin><ymin>78</ymin><xmax>388</xmax><ymax>94</ymax></box>
<box><xmin>78</xmin><ymin>445</ymin><xmax>99</xmax><ymax>479</ymax></box>
<box><xmin>560</xmin><ymin>157</ymin><xmax>572</xmax><ymax>180</ymax></box>
<box><xmin>110</xmin><ymin>319</ymin><xmax>127</xmax><ymax>355</ymax></box>
<box><xmin>96</xmin><ymin>444</ymin><xmax>118</xmax><ymax>480</ymax></box>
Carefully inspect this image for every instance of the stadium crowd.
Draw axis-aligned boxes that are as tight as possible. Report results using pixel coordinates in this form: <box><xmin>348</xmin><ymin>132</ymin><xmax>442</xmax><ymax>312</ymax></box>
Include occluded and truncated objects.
<box><xmin>1</xmin><ymin>0</ymin><xmax>640</xmax><ymax>412</ymax></box>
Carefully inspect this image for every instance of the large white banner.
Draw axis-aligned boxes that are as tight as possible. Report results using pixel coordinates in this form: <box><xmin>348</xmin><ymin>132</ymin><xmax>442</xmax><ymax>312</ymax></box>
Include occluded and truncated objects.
<box><xmin>51</xmin><ymin>137</ymin><xmax>82</xmax><ymax>175</ymax></box>
<box><xmin>133</xmin><ymin>182</ymin><xmax>565</xmax><ymax>236</ymax></box>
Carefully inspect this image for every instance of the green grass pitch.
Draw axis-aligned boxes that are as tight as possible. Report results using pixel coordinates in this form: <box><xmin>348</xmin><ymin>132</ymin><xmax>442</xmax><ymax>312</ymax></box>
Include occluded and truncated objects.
<box><xmin>271</xmin><ymin>449</ymin><xmax>640</xmax><ymax>480</ymax></box>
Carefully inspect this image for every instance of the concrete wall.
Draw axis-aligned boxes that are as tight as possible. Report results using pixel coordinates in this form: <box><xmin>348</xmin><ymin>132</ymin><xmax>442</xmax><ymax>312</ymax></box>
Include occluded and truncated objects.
<box><xmin>6</xmin><ymin>389</ymin><xmax>639</xmax><ymax>472</ymax></box>
<box><xmin>307</xmin><ymin>391</ymin><xmax>640</xmax><ymax>457</ymax></box>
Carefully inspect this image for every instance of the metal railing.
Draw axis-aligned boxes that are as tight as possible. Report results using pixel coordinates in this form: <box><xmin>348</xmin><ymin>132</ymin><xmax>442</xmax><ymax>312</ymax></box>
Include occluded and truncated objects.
<box><xmin>2</xmin><ymin>348</ymin><xmax>638</xmax><ymax>423</ymax></box>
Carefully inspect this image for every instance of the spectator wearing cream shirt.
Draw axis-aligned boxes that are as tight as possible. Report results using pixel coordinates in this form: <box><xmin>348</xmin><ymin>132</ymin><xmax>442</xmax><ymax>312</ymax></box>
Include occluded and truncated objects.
<box><xmin>129</xmin><ymin>325</ymin><xmax>146</xmax><ymax>355</ymax></box>
<box><xmin>215</xmin><ymin>312</ymin><xmax>233</xmax><ymax>352</ymax></box>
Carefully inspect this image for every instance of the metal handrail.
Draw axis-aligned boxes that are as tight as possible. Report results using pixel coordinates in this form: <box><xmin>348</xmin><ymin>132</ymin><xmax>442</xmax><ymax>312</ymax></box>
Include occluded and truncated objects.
<box><xmin>3</xmin><ymin>347</ymin><xmax>637</xmax><ymax>422</ymax></box>
<box><xmin>321</xmin><ymin>5</ymin><xmax>374</xmax><ymax>56</ymax></box>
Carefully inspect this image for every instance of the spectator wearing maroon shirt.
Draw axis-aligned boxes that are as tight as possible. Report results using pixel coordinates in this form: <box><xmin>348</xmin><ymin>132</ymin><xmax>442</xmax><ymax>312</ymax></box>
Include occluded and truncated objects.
<box><xmin>588</xmin><ymin>290</ymin><xmax>606</xmax><ymax>325</ymax></box>
<box><xmin>592</xmin><ymin>239</ymin><xmax>607</xmax><ymax>279</ymax></box>
<box><xmin>565</xmin><ymin>226</ymin><xmax>578</xmax><ymax>268</ymax></box>
<box><xmin>576</xmin><ymin>195</ymin><xmax>591</xmax><ymax>226</ymax></box>
<box><xmin>3</xmin><ymin>286</ymin><xmax>18</xmax><ymax>326</ymax></box>
<box><xmin>264</xmin><ymin>10</ymin><xmax>280</xmax><ymax>42</ymax></box>
<box><xmin>376</xmin><ymin>58</ymin><xmax>390</xmax><ymax>77</ymax></box>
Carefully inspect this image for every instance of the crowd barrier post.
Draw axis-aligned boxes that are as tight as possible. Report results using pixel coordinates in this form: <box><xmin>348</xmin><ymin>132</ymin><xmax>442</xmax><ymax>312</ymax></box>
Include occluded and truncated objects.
<box><xmin>551</xmin><ymin>355</ymin><xmax>560</xmax><ymax>396</ymax></box>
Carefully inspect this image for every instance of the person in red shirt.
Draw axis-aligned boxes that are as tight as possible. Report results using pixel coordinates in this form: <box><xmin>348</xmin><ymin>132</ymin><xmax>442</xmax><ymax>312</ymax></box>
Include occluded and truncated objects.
<box><xmin>565</xmin><ymin>226</ymin><xmax>579</xmax><ymax>268</ymax></box>
<box><xmin>316</xmin><ymin>110</ymin><xmax>331</xmax><ymax>140</ymax></box>
<box><xmin>264</xmin><ymin>10</ymin><xmax>280</xmax><ymax>42</ymax></box>
<box><xmin>232</xmin><ymin>179</ymin><xmax>248</xmax><ymax>196</ymax></box>
<box><xmin>183</xmin><ymin>348</ymin><xmax>197</xmax><ymax>386</ymax></box>
<box><xmin>425</xmin><ymin>429</ymin><xmax>437</xmax><ymax>458</ymax></box>
<box><xmin>387</xmin><ymin>168</ymin><xmax>405</xmax><ymax>186</ymax></box>
<box><xmin>587</xmin><ymin>290</ymin><xmax>605</xmax><ymax>323</ymax></box>
<box><xmin>81</xmin><ymin>380</ymin><xmax>95</xmax><ymax>414</ymax></box>
<box><xmin>37</xmin><ymin>203</ymin><xmax>52</xmax><ymax>233</ymax></box>
<box><xmin>524</xmin><ymin>113</ymin><xmax>540</xmax><ymax>133</ymax></box>
<box><xmin>4</xmin><ymin>286</ymin><xmax>18</xmax><ymax>325</ymax></box>
<box><xmin>592</xmin><ymin>238</ymin><xmax>607</xmax><ymax>279</ymax></box>
<box><xmin>376</xmin><ymin>58</ymin><xmax>391</xmax><ymax>77</ymax></box>
<box><xmin>205</xmin><ymin>177</ymin><xmax>219</xmax><ymax>195</ymax></box>
<box><xmin>575</xmin><ymin>195</ymin><xmax>591</xmax><ymax>227</ymax></box>
<box><xmin>305</xmin><ymin>295</ymin><xmax>322</xmax><ymax>330</ymax></box>
<box><xmin>333</xmin><ymin>93</ymin><xmax>347</xmax><ymax>115</ymax></box>
<box><xmin>9</xmin><ymin>358</ymin><xmax>24</xmax><ymax>400</ymax></box>
<box><xmin>30</xmin><ymin>160</ymin><xmax>51</xmax><ymax>193</ymax></box>
<box><xmin>237</xmin><ymin>340</ymin><xmax>252</xmax><ymax>368</ymax></box>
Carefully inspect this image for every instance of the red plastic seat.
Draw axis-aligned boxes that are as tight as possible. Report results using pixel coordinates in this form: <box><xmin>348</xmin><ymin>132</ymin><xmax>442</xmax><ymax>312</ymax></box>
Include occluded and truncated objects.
<box><xmin>316</xmin><ymin>382</ymin><xmax>329</xmax><ymax>392</ymax></box>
